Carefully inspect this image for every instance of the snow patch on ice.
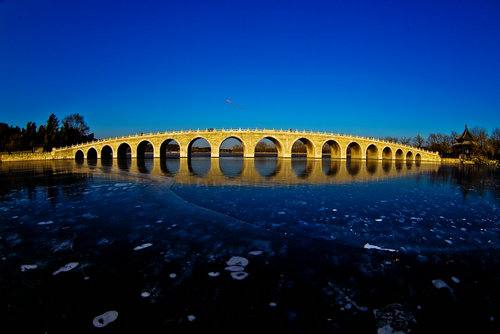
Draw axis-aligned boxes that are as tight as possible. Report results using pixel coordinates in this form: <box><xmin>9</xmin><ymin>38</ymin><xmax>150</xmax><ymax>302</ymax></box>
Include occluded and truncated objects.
<box><xmin>226</xmin><ymin>256</ymin><xmax>249</xmax><ymax>267</ymax></box>
<box><xmin>53</xmin><ymin>262</ymin><xmax>79</xmax><ymax>275</ymax></box>
<box><xmin>20</xmin><ymin>264</ymin><xmax>38</xmax><ymax>272</ymax></box>
<box><xmin>92</xmin><ymin>310</ymin><xmax>118</xmax><ymax>328</ymax></box>
<box><xmin>248</xmin><ymin>250</ymin><xmax>263</xmax><ymax>256</ymax></box>
<box><xmin>231</xmin><ymin>271</ymin><xmax>249</xmax><ymax>280</ymax></box>
<box><xmin>133</xmin><ymin>243</ymin><xmax>152</xmax><ymax>251</ymax></box>
<box><xmin>37</xmin><ymin>221</ymin><xmax>54</xmax><ymax>225</ymax></box>
<box><xmin>364</xmin><ymin>243</ymin><xmax>397</xmax><ymax>252</ymax></box>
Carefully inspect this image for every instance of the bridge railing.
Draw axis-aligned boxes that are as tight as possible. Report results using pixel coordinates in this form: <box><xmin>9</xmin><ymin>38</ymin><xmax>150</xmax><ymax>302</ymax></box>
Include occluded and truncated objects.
<box><xmin>53</xmin><ymin>128</ymin><xmax>439</xmax><ymax>155</ymax></box>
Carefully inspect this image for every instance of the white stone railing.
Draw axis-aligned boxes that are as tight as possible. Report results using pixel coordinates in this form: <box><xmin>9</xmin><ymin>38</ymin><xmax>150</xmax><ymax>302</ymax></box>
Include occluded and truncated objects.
<box><xmin>53</xmin><ymin>128</ymin><xmax>439</xmax><ymax>154</ymax></box>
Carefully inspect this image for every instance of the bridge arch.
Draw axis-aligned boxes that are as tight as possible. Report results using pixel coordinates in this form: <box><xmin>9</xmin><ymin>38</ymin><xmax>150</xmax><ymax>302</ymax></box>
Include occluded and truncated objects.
<box><xmin>75</xmin><ymin>150</ymin><xmax>84</xmax><ymax>161</ymax></box>
<box><xmin>366</xmin><ymin>144</ymin><xmax>379</xmax><ymax>160</ymax></box>
<box><xmin>219</xmin><ymin>136</ymin><xmax>244</xmax><ymax>157</ymax></box>
<box><xmin>406</xmin><ymin>151</ymin><xmax>414</xmax><ymax>162</ymax></box>
<box><xmin>395</xmin><ymin>149</ymin><xmax>404</xmax><ymax>160</ymax></box>
<box><xmin>322</xmin><ymin>140</ymin><xmax>341</xmax><ymax>159</ymax></box>
<box><xmin>101</xmin><ymin>145</ymin><xmax>113</xmax><ymax>159</ymax></box>
<box><xmin>160</xmin><ymin>139</ymin><xmax>180</xmax><ymax>159</ymax></box>
<box><xmin>117</xmin><ymin>143</ymin><xmax>132</xmax><ymax>159</ymax></box>
<box><xmin>137</xmin><ymin>140</ymin><xmax>154</xmax><ymax>159</ymax></box>
<box><xmin>188</xmin><ymin>137</ymin><xmax>211</xmax><ymax>157</ymax></box>
<box><xmin>382</xmin><ymin>147</ymin><xmax>392</xmax><ymax>160</ymax></box>
<box><xmin>346</xmin><ymin>142</ymin><xmax>362</xmax><ymax>160</ymax></box>
<box><xmin>291</xmin><ymin>138</ymin><xmax>315</xmax><ymax>158</ymax></box>
<box><xmin>255</xmin><ymin>136</ymin><xmax>283</xmax><ymax>157</ymax></box>
<box><xmin>87</xmin><ymin>147</ymin><xmax>98</xmax><ymax>160</ymax></box>
<box><xmin>415</xmin><ymin>153</ymin><xmax>422</xmax><ymax>163</ymax></box>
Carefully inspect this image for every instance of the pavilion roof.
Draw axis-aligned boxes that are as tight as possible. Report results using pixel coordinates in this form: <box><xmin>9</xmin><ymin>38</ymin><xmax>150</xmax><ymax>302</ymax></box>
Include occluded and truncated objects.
<box><xmin>455</xmin><ymin>125</ymin><xmax>474</xmax><ymax>145</ymax></box>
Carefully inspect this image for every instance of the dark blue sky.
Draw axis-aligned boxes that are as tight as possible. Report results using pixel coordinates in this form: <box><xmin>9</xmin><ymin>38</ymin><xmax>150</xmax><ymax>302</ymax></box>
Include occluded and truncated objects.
<box><xmin>1</xmin><ymin>0</ymin><xmax>499</xmax><ymax>138</ymax></box>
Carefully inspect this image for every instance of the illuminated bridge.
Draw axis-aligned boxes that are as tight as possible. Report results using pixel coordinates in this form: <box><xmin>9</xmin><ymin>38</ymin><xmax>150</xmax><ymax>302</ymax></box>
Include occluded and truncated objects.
<box><xmin>52</xmin><ymin>128</ymin><xmax>441</xmax><ymax>162</ymax></box>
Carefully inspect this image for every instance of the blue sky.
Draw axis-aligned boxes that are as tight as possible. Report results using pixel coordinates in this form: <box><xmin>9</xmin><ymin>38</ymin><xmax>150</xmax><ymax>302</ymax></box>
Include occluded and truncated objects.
<box><xmin>1</xmin><ymin>0</ymin><xmax>499</xmax><ymax>138</ymax></box>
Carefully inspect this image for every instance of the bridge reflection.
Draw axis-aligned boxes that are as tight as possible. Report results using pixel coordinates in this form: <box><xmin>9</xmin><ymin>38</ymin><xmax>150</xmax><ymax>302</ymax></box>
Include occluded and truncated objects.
<box><xmin>79</xmin><ymin>157</ymin><xmax>438</xmax><ymax>185</ymax></box>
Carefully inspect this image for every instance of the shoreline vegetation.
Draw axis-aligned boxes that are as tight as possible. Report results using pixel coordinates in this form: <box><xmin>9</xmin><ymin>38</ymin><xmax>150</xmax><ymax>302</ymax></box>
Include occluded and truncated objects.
<box><xmin>1</xmin><ymin>114</ymin><xmax>499</xmax><ymax>165</ymax></box>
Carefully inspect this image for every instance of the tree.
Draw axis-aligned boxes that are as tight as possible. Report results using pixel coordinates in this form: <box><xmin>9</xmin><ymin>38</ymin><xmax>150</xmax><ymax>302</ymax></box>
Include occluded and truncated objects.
<box><xmin>399</xmin><ymin>137</ymin><xmax>412</xmax><ymax>145</ymax></box>
<box><xmin>427</xmin><ymin>133</ymin><xmax>453</xmax><ymax>156</ymax></box>
<box><xmin>60</xmin><ymin>113</ymin><xmax>93</xmax><ymax>146</ymax></box>
<box><xmin>24</xmin><ymin>121</ymin><xmax>37</xmax><ymax>152</ymax></box>
<box><xmin>490</xmin><ymin>128</ymin><xmax>500</xmax><ymax>160</ymax></box>
<box><xmin>470</xmin><ymin>127</ymin><xmax>494</xmax><ymax>159</ymax></box>
<box><xmin>44</xmin><ymin>113</ymin><xmax>60</xmax><ymax>151</ymax></box>
<box><xmin>413</xmin><ymin>134</ymin><xmax>424</xmax><ymax>148</ymax></box>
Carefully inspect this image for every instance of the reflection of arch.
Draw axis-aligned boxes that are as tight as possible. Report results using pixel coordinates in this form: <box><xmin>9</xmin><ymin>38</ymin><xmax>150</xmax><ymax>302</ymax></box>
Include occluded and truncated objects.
<box><xmin>160</xmin><ymin>139</ymin><xmax>180</xmax><ymax>159</ymax></box>
<box><xmin>322</xmin><ymin>158</ymin><xmax>340</xmax><ymax>176</ymax></box>
<box><xmin>188</xmin><ymin>157</ymin><xmax>211</xmax><ymax>176</ymax></box>
<box><xmin>366</xmin><ymin>160</ymin><xmax>378</xmax><ymax>174</ymax></box>
<box><xmin>406</xmin><ymin>151</ymin><xmax>414</xmax><ymax>162</ymax></box>
<box><xmin>382</xmin><ymin>147</ymin><xmax>392</xmax><ymax>160</ymax></box>
<box><xmin>101</xmin><ymin>145</ymin><xmax>113</xmax><ymax>159</ymax></box>
<box><xmin>188</xmin><ymin>137</ymin><xmax>211</xmax><ymax>157</ymax></box>
<box><xmin>291</xmin><ymin>138</ymin><xmax>314</xmax><ymax>157</ymax></box>
<box><xmin>219</xmin><ymin>157</ymin><xmax>244</xmax><ymax>177</ymax></box>
<box><xmin>117</xmin><ymin>143</ymin><xmax>132</xmax><ymax>159</ymax></box>
<box><xmin>382</xmin><ymin>160</ymin><xmax>392</xmax><ymax>173</ymax></box>
<box><xmin>137</xmin><ymin>158</ymin><xmax>153</xmax><ymax>174</ymax></box>
<box><xmin>322</xmin><ymin>140</ymin><xmax>341</xmax><ymax>159</ymax></box>
<box><xmin>415</xmin><ymin>153</ymin><xmax>422</xmax><ymax>167</ymax></box>
<box><xmin>160</xmin><ymin>158</ymin><xmax>180</xmax><ymax>176</ymax></box>
<box><xmin>75</xmin><ymin>150</ymin><xmax>84</xmax><ymax>161</ymax></box>
<box><xmin>395</xmin><ymin>160</ymin><xmax>403</xmax><ymax>171</ymax></box>
<box><xmin>254</xmin><ymin>157</ymin><xmax>281</xmax><ymax>177</ymax></box>
<box><xmin>291</xmin><ymin>159</ymin><xmax>314</xmax><ymax>178</ymax></box>
<box><xmin>346</xmin><ymin>142</ymin><xmax>362</xmax><ymax>159</ymax></box>
<box><xmin>137</xmin><ymin>140</ymin><xmax>154</xmax><ymax>159</ymax></box>
<box><xmin>346</xmin><ymin>159</ymin><xmax>361</xmax><ymax>176</ymax></box>
<box><xmin>255</xmin><ymin>137</ymin><xmax>283</xmax><ymax>157</ymax></box>
<box><xmin>219</xmin><ymin>136</ymin><xmax>244</xmax><ymax>157</ymax></box>
<box><xmin>395</xmin><ymin>149</ymin><xmax>404</xmax><ymax>160</ymax></box>
<box><xmin>406</xmin><ymin>159</ymin><xmax>413</xmax><ymax>169</ymax></box>
<box><xmin>117</xmin><ymin>158</ymin><xmax>131</xmax><ymax>171</ymax></box>
<box><xmin>366</xmin><ymin>144</ymin><xmax>379</xmax><ymax>160</ymax></box>
<box><xmin>87</xmin><ymin>147</ymin><xmax>97</xmax><ymax>160</ymax></box>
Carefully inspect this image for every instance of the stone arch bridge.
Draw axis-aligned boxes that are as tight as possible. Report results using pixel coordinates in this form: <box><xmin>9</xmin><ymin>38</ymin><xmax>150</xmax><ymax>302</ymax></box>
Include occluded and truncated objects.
<box><xmin>53</xmin><ymin>129</ymin><xmax>440</xmax><ymax>162</ymax></box>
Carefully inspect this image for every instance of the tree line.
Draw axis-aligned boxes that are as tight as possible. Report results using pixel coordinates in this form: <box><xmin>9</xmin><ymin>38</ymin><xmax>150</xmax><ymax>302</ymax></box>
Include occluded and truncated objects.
<box><xmin>383</xmin><ymin>127</ymin><xmax>500</xmax><ymax>160</ymax></box>
<box><xmin>0</xmin><ymin>113</ymin><xmax>94</xmax><ymax>153</ymax></box>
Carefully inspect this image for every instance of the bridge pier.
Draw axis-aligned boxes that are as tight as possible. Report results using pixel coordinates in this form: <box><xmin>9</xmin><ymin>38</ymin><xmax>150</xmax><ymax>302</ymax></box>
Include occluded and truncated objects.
<box><xmin>211</xmin><ymin>147</ymin><xmax>220</xmax><ymax>158</ymax></box>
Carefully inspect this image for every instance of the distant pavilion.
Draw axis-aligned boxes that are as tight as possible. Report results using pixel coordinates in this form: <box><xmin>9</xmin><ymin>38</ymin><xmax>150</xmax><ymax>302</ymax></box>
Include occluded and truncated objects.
<box><xmin>453</xmin><ymin>125</ymin><xmax>474</xmax><ymax>158</ymax></box>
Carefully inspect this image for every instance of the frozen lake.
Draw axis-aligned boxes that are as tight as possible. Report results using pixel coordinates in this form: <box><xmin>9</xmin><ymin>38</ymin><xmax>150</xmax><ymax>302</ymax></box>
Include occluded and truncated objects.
<box><xmin>0</xmin><ymin>158</ymin><xmax>498</xmax><ymax>333</ymax></box>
